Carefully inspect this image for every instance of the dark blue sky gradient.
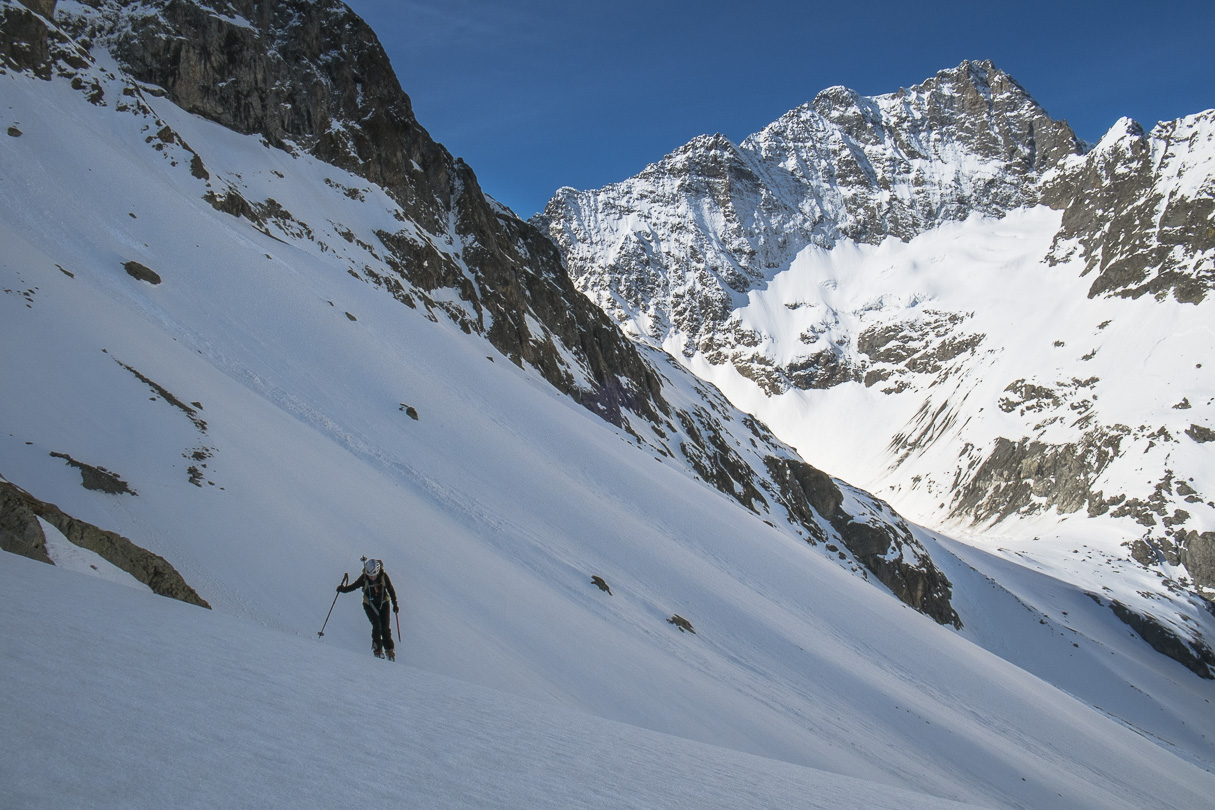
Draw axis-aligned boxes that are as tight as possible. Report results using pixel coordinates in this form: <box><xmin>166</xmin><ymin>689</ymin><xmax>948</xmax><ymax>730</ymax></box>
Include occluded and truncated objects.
<box><xmin>343</xmin><ymin>0</ymin><xmax>1213</xmax><ymax>218</ymax></box>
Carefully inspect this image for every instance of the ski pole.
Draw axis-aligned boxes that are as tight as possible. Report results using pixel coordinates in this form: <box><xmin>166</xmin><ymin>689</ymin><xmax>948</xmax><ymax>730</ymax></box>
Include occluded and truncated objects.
<box><xmin>395</xmin><ymin>609</ymin><xmax>401</xmax><ymax>642</ymax></box>
<box><xmin>318</xmin><ymin>573</ymin><xmax>349</xmax><ymax>637</ymax></box>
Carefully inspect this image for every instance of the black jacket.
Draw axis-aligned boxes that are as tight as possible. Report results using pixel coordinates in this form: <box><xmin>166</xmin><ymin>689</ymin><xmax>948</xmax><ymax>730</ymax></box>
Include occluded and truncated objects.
<box><xmin>339</xmin><ymin>571</ymin><xmax>397</xmax><ymax>609</ymax></box>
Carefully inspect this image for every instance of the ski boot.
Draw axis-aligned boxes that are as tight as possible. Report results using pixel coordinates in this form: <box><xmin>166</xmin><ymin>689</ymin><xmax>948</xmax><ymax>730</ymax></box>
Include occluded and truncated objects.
<box><xmin>386</xmin><ymin>648</ymin><xmax>396</xmax><ymax>662</ymax></box>
<box><xmin>373</xmin><ymin>642</ymin><xmax>385</xmax><ymax>659</ymax></box>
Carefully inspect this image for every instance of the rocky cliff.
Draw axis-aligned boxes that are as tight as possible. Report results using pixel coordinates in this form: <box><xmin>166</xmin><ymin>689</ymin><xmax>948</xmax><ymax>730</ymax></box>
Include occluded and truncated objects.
<box><xmin>57</xmin><ymin>0</ymin><xmax>667</xmax><ymax>429</ymax></box>
<box><xmin>1043</xmin><ymin>112</ymin><xmax>1215</xmax><ymax>304</ymax></box>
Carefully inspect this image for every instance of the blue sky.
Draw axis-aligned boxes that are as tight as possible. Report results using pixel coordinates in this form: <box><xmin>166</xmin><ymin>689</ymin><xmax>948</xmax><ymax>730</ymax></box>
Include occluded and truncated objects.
<box><xmin>343</xmin><ymin>0</ymin><xmax>1213</xmax><ymax>218</ymax></box>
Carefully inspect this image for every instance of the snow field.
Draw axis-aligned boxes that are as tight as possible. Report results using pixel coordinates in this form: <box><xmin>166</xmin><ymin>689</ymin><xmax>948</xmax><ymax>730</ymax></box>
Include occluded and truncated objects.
<box><xmin>0</xmin><ymin>554</ymin><xmax>987</xmax><ymax>810</ymax></box>
<box><xmin>680</xmin><ymin>203</ymin><xmax>1215</xmax><ymax>686</ymax></box>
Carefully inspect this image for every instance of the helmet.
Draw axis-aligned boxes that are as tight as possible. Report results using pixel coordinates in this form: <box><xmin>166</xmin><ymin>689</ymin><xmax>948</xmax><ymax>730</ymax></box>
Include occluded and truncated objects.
<box><xmin>363</xmin><ymin>558</ymin><xmax>382</xmax><ymax>577</ymax></box>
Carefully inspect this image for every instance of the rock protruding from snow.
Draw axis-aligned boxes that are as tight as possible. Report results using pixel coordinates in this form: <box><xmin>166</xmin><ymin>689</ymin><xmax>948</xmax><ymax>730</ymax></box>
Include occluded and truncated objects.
<box><xmin>1044</xmin><ymin>111</ymin><xmax>1215</xmax><ymax>304</ymax></box>
<box><xmin>0</xmin><ymin>478</ymin><xmax>209</xmax><ymax>607</ymax></box>
<box><xmin>765</xmin><ymin>456</ymin><xmax>960</xmax><ymax>627</ymax></box>
<box><xmin>0</xmin><ymin>0</ymin><xmax>71</xmax><ymax>78</ymax></box>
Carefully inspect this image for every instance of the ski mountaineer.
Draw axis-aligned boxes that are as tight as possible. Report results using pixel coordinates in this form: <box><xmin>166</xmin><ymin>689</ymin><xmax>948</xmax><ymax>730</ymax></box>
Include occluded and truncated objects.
<box><xmin>337</xmin><ymin>558</ymin><xmax>399</xmax><ymax>660</ymax></box>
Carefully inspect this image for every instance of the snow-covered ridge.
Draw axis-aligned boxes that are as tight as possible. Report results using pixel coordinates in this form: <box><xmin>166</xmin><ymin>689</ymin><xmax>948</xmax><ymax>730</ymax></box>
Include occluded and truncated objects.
<box><xmin>1044</xmin><ymin>107</ymin><xmax>1215</xmax><ymax>302</ymax></box>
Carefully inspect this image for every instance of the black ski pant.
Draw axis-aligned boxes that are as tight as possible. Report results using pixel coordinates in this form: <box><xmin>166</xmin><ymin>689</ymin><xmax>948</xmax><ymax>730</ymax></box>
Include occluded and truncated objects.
<box><xmin>364</xmin><ymin>601</ymin><xmax>394</xmax><ymax>652</ymax></box>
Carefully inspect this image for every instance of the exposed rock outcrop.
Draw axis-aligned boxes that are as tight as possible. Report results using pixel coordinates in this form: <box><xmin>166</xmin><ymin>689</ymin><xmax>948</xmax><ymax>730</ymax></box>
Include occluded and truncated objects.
<box><xmin>1177</xmin><ymin>529</ymin><xmax>1215</xmax><ymax>594</ymax></box>
<box><xmin>1109</xmin><ymin>600</ymin><xmax>1215</xmax><ymax>679</ymax></box>
<box><xmin>1043</xmin><ymin>113</ymin><xmax>1215</xmax><ymax>304</ymax></box>
<box><xmin>950</xmin><ymin>429</ymin><xmax>1128</xmax><ymax>524</ymax></box>
<box><xmin>0</xmin><ymin>0</ymin><xmax>66</xmax><ymax>78</ymax></box>
<box><xmin>0</xmin><ymin>477</ymin><xmax>209</xmax><ymax>608</ymax></box>
<box><xmin>122</xmin><ymin>259</ymin><xmax>161</xmax><ymax>285</ymax></box>
<box><xmin>0</xmin><ymin>480</ymin><xmax>53</xmax><ymax>563</ymax></box>
<box><xmin>667</xmin><ymin>614</ymin><xmax>695</xmax><ymax>634</ymax></box>
<box><xmin>766</xmin><ymin>456</ymin><xmax>960</xmax><ymax>627</ymax></box>
<box><xmin>49</xmin><ymin>451</ymin><xmax>137</xmax><ymax>495</ymax></box>
<box><xmin>19</xmin><ymin>0</ymin><xmax>56</xmax><ymax>18</ymax></box>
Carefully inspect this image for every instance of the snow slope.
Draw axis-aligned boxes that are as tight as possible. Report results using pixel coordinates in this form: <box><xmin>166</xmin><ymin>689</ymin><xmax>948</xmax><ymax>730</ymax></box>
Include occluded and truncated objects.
<box><xmin>682</xmin><ymin>206</ymin><xmax>1215</xmax><ymax>526</ymax></box>
<box><xmin>2</xmin><ymin>9</ymin><xmax>1215</xmax><ymax>808</ymax></box>
<box><xmin>1</xmin><ymin>554</ymin><xmax>988</xmax><ymax>810</ymax></box>
<box><xmin>678</xmin><ymin>206</ymin><xmax>1215</xmax><ymax>651</ymax></box>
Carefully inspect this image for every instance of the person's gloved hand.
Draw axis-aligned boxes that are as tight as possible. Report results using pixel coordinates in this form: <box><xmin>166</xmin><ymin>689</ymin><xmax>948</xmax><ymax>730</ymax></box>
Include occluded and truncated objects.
<box><xmin>393</xmin><ymin>605</ymin><xmax>399</xmax><ymax>614</ymax></box>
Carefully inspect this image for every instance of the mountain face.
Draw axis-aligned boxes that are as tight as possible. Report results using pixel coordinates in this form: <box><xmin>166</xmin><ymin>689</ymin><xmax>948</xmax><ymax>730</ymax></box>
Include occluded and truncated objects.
<box><xmin>539</xmin><ymin>62</ymin><xmax>1215</xmax><ymax>675</ymax></box>
<box><xmin>55</xmin><ymin>0</ymin><xmax>667</xmax><ymax>428</ymax></box>
<box><xmin>1043</xmin><ymin>114</ymin><xmax>1215</xmax><ymax>304</ymax></box>
<box><xmin>539</xmin><ymin>61</ymin><xmax>1083</xmax><ymax>367</ymax></box>
<box><xmin>1</xmin><ymin>0</ymin><xmax>963</xmax><ymax>625</ymax></box>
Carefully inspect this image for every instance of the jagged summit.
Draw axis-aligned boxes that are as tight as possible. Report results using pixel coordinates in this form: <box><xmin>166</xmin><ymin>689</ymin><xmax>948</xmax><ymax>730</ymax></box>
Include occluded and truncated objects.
<box><xmin>797</xmin><ymin>59</ymin><xmax>1082</xmax><ymax>176</ymax></box>
<box><xmin>1044</xmin><ymin>109</ymin><xmax>1215</xmax><ymax>303</ymax></box>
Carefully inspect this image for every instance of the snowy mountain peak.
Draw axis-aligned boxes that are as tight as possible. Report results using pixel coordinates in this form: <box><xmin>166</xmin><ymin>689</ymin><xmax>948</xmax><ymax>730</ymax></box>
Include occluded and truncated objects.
<box><xmin>537</xmin><ymin>60</ymin><xmax>1085</xmax><ymax>366</ymax></box>
<box><xmin>1092</xmin><ymin>115</ymin><xmax>1147</xmax><ymax>151</ymax></box>
<box><xmin>1044</xmin><ymin>108</ymin><xmax>1215</xmax><ymax>304</ymax></box>
<box><xmin>806</xmin><ymin>59</ymin><xmax>1021</xmax><ymax>123</ymax></box>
